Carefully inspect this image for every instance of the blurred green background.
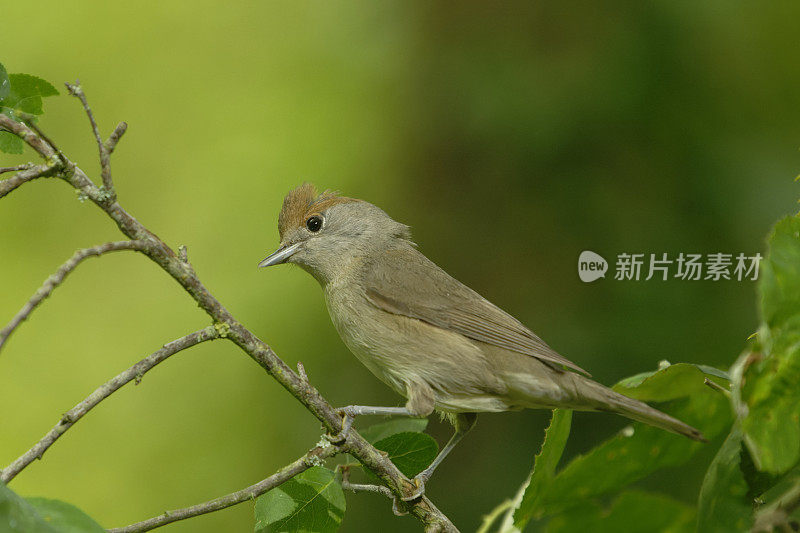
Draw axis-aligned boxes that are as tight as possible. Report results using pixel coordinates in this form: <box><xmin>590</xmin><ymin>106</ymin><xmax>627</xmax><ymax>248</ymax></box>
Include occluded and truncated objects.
<box><xmin>2</xmin><ymin>2</ymin><xmax>799</xmax><ymax>531</ymax></box>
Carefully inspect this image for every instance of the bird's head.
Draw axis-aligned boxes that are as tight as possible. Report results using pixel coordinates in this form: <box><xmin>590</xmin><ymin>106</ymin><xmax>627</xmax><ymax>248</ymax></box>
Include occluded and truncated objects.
<box><xmin>258</xmin><ymin>183</ymin><xmax>412</xmax><ymax>284</ymax></box>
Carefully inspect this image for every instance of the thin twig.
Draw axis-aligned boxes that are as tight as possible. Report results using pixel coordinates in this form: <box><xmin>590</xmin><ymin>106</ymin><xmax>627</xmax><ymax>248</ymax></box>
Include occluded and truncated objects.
<box><xmin>106</xmin><ymin>121</ymin><xmax>127</xmax><ymax>154</ymax></box>
<box><xmin>65</xmin><ymin>82</ymin><xmax>104</xmax><ymax>154</ymax></box>
<box><xmin>0</xmin><ymin>163</ymin><xmax>33</xmax><ymax>174</ymax></box>
<box><xmin>26</xmin><ymin>120</ymin><xmax>66</xmax><ymax>164</ymax></box>
<box><xmin>704</xmin><ymin>377</ymin><xmax>732</xmax><ymax>398</ymax></box>
<box><xmin>0</xmin><ymin>327</ymin><xmax>220</xmax><ymax>483</ymax></box>
<box><xmin>341</xmin><ymin>480</ymin><xmax>394</xmax><ymax>498</ymax></box>
<box><xmin>0</xmin><ymin>114</ymin><xmax>58</xmax><ymax>160</ymax></box>
<box><xmin>0</xmin><ymin>240</ymin><xmax>151</xmax><ymax>354</ymax></box>
<box><xmin>476</xmin><ymin>499</ymin><xmax>515</xmax><ymax>533</ymax></box>
<box><xmin>0</xmin><ymin>163</ymin><xmax>59</xmax><ymax>199</ymax></box>
<box><xmin>108</xmin><ymin>444</ymin><xmax>339</xmax><ymax>533</ymax></box>
<box><xmin>65</xmin><ymin>81</ymin><xmax>116</xmax><ymax>199</ymax></box>
<box><xmin>297</xmin><ymin>361</ymin><xmax>308</xmax><ymax>382</ymax></box>
<box><xmin>340</xmin><ymin>467</ymin><xmax>408</xmax><ymax>517</ymax></box>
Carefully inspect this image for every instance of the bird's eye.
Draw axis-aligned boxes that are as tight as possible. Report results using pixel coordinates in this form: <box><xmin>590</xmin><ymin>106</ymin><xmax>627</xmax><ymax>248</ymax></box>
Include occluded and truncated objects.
<box><xmin>306</xmin><ymin>215</ymin><xmax>323</xmax><ymax>232</ymax></box>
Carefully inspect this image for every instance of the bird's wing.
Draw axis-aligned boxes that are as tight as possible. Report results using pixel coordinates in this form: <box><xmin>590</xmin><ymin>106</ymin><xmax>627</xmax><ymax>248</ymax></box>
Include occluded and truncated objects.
<box><xmin>361</xmin><ymin>246</ymin><xmax>590</xmax><ymax>377</ymax></box>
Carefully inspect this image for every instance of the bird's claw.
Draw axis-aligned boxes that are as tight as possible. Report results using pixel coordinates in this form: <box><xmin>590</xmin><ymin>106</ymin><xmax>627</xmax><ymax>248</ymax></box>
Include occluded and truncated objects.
<box><xmin>324</xmin><ymin>406</ymin><xmax>357</xmax><ymax>444</ymax></box>
<box><xmin>391</xmin><ymin>497</ymin><xmax>409</xmax><ymax>516</ymax></box>
<box><xmin>401</xmin><ymin>475</ymin><xmax>427</xmax><ymax>501</ymax></box>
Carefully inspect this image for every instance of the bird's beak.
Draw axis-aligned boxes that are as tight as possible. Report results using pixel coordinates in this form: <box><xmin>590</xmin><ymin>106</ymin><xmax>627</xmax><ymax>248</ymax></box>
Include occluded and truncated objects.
<box><xmin>258</xmin><ymin>243</ymin><xmax>301</xmax><ymax>268</ymax></box>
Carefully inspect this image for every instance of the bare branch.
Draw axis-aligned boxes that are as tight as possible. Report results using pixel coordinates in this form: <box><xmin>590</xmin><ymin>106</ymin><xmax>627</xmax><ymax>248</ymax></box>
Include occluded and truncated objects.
<box><xmin>340</xmin><ymin>466</ymin><xmax>399</xmax><ymax>507</ymax></box>
<box><xmin>65</xmin><ymin>82</ymin><xmax>116</xmax><ymax>199</ymax></box>
<box><xmin>0</xmin><ymin>116</ymin><xmax>62</xmax><ymax>199</ymax></box>
<box><xmin>0</xmin><ymin>240</ymin><xmax>151</xmax><ymax>354</ymax></box>
<box><xmin>65</xmin><ymin>81</ymin><xmax>104</xmax><ymax>155</ymax></box>
<box><xmin>26</xmin><ymin>119</ymin><xmax>67</xmax><ymax>163</ymax></box>
<box><xmin>2</xmin><ymin>96</ymin><xmax>459</xmax><ymax>532</ymax></box>
<box><xmin>343</xmin><ymin>481</ymin><xmax>395</xmax><ymax>498</ymax></box>
<box><xmin>0</xmin><ymin>163</ymin><xmax>59</xmax><ymax>199</ymax></box>
<box><xmin>339</xmin><ymin>465</ymin><xmax>407</xmax><ymax>518</ymax></box>
<box><xmin>0</xmin><ymin>327</ymin><xmax>220</xmax><ymax>483</ymax></box>
<box><xmin>0</xmin><ymin>163</ymin><xmax>34</xmax><ymax>175</ymax></box>
<box><xmin>704</xmin><ymin>377</ymin><xmax>731</xmax><ymax>398</ymax></box>
<box><xmin>0</xmin><ymin>114</ymin><xmax>58</xmax><ymax>161</ymax></box>
<box><xmin>297</xmin><ymin>361</ymin><xmax>308</xmax><ymax>382</ymax></box>
<box><xmin>107</xmin><ymin>444</ymin><xmax>339</xmax><ymax>533</ymax></box>
<box><xmin>106</xmin><ymin>121</ymin><xmax>127</xmax><ymax>154</ymax></box>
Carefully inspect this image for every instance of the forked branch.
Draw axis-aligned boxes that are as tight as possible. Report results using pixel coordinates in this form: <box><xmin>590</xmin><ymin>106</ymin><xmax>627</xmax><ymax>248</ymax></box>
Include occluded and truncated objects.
<box><xmin>0</xmin><ymin>162</ymin><xmax>60</xmax><ymax>199</ymax></box>
<box><xmin>0</xmin><ymin>87</ymin><xmax>457</xmax><ymax>532</ymax></box>
<box><xmin>65</xmin><ymin>81</ymin><xmax>124</xmax><ymax>200</ymax></box>
<box><xmin>0</xmin><ymin>163</ymin><xmax>34</xmax><ymax>174</ymax></box>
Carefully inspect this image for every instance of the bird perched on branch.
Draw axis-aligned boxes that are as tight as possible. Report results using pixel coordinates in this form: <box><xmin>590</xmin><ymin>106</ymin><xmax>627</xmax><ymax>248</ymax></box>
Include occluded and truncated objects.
<box><xmin>259</xmin><ymin>184</ymin><xmax>704</xmax><ymax>500</ymax></box>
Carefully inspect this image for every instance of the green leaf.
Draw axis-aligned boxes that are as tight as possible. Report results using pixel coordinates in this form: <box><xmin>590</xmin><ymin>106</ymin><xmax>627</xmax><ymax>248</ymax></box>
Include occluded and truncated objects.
<box><xmin>513</xmin><ymin>409</ymin><xmax>572</xmax><ymax>529</ymax></box>
<box><xmin>358</xmin><ymin>417</ymin><xmax>428</xmax><ymax>444</ymax></box>
<box><xmin>759</xmin><ymin>216</ymin><xmax>800</xmax><ymax>330</ymax></box>
<box><xmin>740</xmin><ymin>439</ymin><xmax>782</xmax><ymax>500</ymax></box>
<box><xmin>695</xmin><ymin>365</ymin><xmax>733</xmax><ymax>382</ymax></box>
<box><xmin>545</xmin><ymin>490</ymin><xmax>695</xmax><ymax>533</ymax></box>
<box><xmin>0</xmin><ymin>63</ymin><xmax>9</xmax><ymax>100</ymax></box>
<box><xmin>696</xmin><ymin>426</ymin><xmax>753</xmax><ymax>532</ymax></box>
<box><xmin>27</xmin><ymin>498</ymin><xmax>105</xmax><ymax>533</ymax></box>
<box><xmin>13</xmin><ymin>74</ymin><xmax>59</xmax><ymax>98</ymax></box>
<box><xmin>254</xmin><ymin>466</ymin><xmax>345</xmax><ymax>533</ymax></box>
<box><xmin>340</xmin><ymin>418</ymin><xmax>429</xmax><ymax>471</ymax></box>
<box><xmin>737</xmin><ymin>216</ymin><xmax>800</xmax><ymax>474</ymax></box>
<box><xmin>613</xmin><ymin>363</ymin><xmax>729</xmax><ymax>402</ymax></box>
<box><xmin>0</xmin><ymin>482</ymin><xmax>53</xmax><ymax>533</ymax></box>
<box><xmin>373</xmin><ymin>432</ymin><xmax>438</xmax><ymax>478</ymax></box>
<box><xmin>529</xmin><ymin>363</ymin><xmax>732</xmax><ymax>519</ymax></box>
<box><xmin>1</xmin><ymin>73</ymin><xmax>59</xmax><ymax>116</ymax></box>
<box><xmin>0</xmin><ymin>131</ymin><xmax>24</xmax><ymax>154</ymax></box>
<box><xmin>0</xmin><ymin>483</ymin><xmax>104</xmax><ymax>533</ymax></box>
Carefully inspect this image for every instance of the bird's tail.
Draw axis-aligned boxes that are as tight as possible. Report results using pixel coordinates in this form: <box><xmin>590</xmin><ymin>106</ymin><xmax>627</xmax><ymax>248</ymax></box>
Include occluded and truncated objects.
<box><xmin>569</xmin><ymin>374</ymin><xmax>706</xmax><ymax>442</ymax></box>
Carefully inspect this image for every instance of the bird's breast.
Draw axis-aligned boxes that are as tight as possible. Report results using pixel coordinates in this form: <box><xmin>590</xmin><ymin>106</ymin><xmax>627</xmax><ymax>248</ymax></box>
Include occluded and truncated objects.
<box><xmin>323</xmin><ymin>283</ymin><xmax>408</xmax><ymax>393</ymax></box>
<box><xmin>323</xmin><ymin>282</ymin><xmax>505</xmax><ymax>404</ymax></box>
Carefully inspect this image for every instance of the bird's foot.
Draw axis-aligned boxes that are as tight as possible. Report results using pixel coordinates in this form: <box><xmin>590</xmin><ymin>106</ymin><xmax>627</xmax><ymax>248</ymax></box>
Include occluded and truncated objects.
<box><xmin>391</xmin><ymin>497</ymin><xmax>410</xmax><ymax>516</ymax></box>
<box><xmin>324</xmin><ymin>406</ymin><xmax>358</xmax><ymax>444</ymax></box>
<box><xmin>401</xmin><ymin>473</ymin><xmax>429</xmax><ymax>501</ymax></box>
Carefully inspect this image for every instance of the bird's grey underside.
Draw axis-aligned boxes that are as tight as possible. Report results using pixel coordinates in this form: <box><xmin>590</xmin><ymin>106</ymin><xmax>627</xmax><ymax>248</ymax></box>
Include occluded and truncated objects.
<box><xmin>361</xmin><ymin>247</ymin><xmax>591</xmax><ymax>377</ymax></box>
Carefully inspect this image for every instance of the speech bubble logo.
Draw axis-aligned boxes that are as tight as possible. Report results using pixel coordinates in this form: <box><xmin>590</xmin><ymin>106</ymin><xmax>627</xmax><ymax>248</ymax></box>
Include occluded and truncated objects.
<box><xmin>578</xmin><ymin>250</ymin><xmax>608</xmax><ymax>282</ymax></box>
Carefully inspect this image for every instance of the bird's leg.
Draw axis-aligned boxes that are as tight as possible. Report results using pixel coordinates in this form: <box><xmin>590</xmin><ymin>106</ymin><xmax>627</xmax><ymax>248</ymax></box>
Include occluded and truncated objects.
<box><xmin>327</xmin><ymin>381</ymin><xmax>435</xmax><ymax>444</ymax></box>
<box><xmin>325</xmin><ymin>405</ymin><xmax>414</xmax><ymax>444</ymax></box>
<box><xmin>403</xmin><ymin>412</ymin><xmax>477</xmax><ymax>501</ymax></box>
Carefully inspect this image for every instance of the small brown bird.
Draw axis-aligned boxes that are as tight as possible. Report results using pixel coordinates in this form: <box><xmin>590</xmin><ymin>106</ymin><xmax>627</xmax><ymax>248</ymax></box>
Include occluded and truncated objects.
<box><xmin>259</xmin><ymin>184</ymin><xmax>704</xmax><ymax>499</ymax></box>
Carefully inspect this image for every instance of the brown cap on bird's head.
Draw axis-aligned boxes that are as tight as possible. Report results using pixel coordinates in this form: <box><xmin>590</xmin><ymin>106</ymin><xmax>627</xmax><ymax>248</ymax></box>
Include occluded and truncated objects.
<box><xmin>261</xmin><ymin>182</ymin><xmax>412</xmax><ymax>270</ymax></box>
<box><xmin>277</xmin><ymin>183</ymin><xmax>358</xmax><ymax>240</ymax></box>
